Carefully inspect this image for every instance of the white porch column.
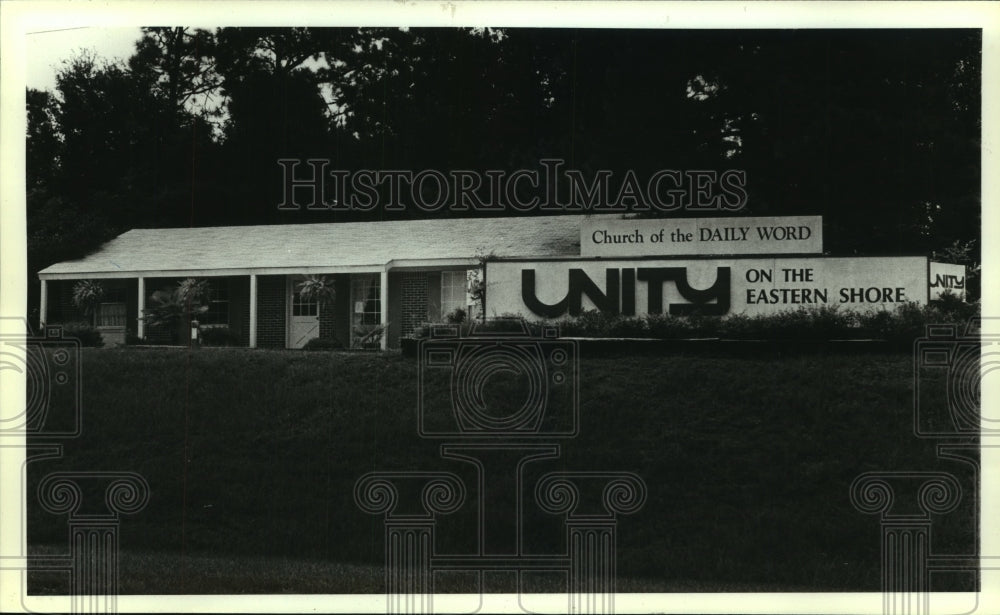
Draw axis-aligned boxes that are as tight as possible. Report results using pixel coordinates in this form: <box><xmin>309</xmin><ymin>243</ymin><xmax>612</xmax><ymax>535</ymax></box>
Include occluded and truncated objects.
<box><xmin>136</xmin><ymin>277</ymin><xmax>145</xmax><ymax>339</ymax></box>
<box><xmin>38</xmin><ymin>279</ymin><xmax>47</xmax><ymax>329</ymax></box>
<box><xmin>249</xmin><ymin>274</ymin><xmax>258</xmax><ymax>348</ymax></box>
<box><xmin>380</xmin><ymin>267</ymin><xmax>389</xmax><ymax>350</ymax></box>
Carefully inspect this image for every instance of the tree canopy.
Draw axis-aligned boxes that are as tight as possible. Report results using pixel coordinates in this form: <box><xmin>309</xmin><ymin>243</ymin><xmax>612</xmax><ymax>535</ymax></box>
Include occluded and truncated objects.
<box><xmin>27</xmin><ymin>27</ymin><xmax>981</xmax><ymax>296</ymax></box>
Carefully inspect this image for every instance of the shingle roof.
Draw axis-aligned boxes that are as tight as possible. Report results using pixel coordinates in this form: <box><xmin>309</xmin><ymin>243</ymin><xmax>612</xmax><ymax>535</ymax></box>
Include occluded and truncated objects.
<box><xmin>39</xmin><ymin>214</ymin><xmax>614</xmax><ymax>277</ymax></box>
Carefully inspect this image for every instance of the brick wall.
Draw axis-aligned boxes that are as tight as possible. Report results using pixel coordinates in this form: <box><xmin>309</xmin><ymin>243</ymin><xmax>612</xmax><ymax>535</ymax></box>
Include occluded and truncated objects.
<box><xmin>256</xmin><ymin>275</ymin><xmax>286</xmax><ymax>348</ymax></box>
<box><xmin>400</xmin><ymin>273</ymin><xmax>428</xmax><ymax>339</ymax></box>
<box><xmin>333</xmin><ymin>275</ymin><xmax>351</xmax><ymax>348</ymax></box>
<box><xmin>229</xmin><ymin>277</ymin><xmax>250</xmax><ymax>347</ymax></box>
<box><xmin>319</xmin><ymin>299</ymin><xmax>339</xmax><ymax>346</ymax></box>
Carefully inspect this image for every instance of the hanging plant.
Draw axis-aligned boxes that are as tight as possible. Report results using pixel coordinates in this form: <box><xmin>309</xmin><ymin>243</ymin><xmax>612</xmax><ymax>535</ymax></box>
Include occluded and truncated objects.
<box><xmin>71</xmin><ymin>280</ymin><xmax>105</xmax><ymax>319</ymax></box>
<box><xmin>296</xmin><ymin>275</ymin><xmax>337</xmax><ymax>304</ymax></box>
<box><xmin>176</xmin><ymin>278</ymin><xmax>209</xmax><ymax>305</ymax></box>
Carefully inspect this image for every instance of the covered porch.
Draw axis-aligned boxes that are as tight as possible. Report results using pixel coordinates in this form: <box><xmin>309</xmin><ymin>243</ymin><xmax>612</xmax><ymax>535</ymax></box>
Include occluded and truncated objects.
<box><xmin>38</xmin><ymin>259</ymin><xmax>478</xmax><ymax>350</ymax></box>
<box><xmin>34</xmin><ymin>216</ymin><xmax>581</xmax><ymax>348</ymax></box>
<box><xmin>38</xmin><ymin>266</ymin><xmax>393</xmax><ymax>350</ymax></box>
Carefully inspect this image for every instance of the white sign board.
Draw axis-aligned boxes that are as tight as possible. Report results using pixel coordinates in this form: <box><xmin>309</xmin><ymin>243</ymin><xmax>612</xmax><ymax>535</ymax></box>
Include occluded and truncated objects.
<box><xmin>485</xmin><ymin>256</ymin><xmax>928</xmax><ymax>318</ymax></box>
<box><xmin>581</xmin><ymin>216</ymin><xmax>823</xmax><ymax>257</ymax></box>
<box><xmin>929</xmin><ymin>262</ymin><xmax>967</xmax><ymax>300</ymax></box>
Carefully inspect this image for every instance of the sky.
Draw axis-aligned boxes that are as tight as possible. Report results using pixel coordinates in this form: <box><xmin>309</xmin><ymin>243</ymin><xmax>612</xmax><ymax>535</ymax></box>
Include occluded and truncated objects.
<box><xmin>25</xmin><ymin>26</ymin><xmax>143</xmax><ymax>92</ymax></box>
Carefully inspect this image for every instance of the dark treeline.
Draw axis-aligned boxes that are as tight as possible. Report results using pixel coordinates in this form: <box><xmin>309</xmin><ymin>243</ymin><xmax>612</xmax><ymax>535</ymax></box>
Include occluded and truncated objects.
<box><xmin>27</xmin><ymin>28</ymin><xmax>980</xmax><ymax>294</ymax></box>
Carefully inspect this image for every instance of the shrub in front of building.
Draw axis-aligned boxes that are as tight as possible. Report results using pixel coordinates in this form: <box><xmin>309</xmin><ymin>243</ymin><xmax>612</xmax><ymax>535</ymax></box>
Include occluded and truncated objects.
<box><xmin>58</xmin><ymin>322</ymin><xmax>104</xmax><ymax>347</ymax></box>
<box><xmin>200</xmin><ymin>326</ymin><xmax>243</xmax><ymax>347</ymax></box>
<box><xmin>302</xmin><ymin>337</ymin><xmax>345</xmax><ymax>351</ymax></box>
<box><xmin>409</xmin><ymin>296</ymin><xmax>979</xmax><ymax>344</ymax></box>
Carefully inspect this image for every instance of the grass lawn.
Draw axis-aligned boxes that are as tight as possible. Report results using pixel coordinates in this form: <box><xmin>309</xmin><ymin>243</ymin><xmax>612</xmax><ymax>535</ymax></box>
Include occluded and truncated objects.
<box><xmin>27</xmin><ymin>346</ymin><xmax>977</xmax><ymax>594</ymax></box>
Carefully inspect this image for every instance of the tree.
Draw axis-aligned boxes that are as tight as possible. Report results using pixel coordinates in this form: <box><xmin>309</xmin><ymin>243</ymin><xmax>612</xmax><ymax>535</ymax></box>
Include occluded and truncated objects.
<box><xmin>682</xmin><ymin>30</ymin><xmax>980</xmax><ymax>257</ymax></box>
<box><xmin>328</xmin><ymin>28</ymin><xmax>558</xmax><ymax>170</ymax></box>
<box><xmin>210</xmin><ymin>28</ymin><xmax>334</xmax><ymax>222</ymax></box>
<box><xmin>25</xmin><ymin>28</ymin><xmax>980</xmax><ymax>269</ymax></box>
<box><xmin>142</xmin><ymin>279</ymin><xmax>209</xmax><ymax>343</ymax></box>
<box><xmin>129</xmin><ymin>27</ymin><xmax>222</xmax><ymax>121</ymax></box>
<box><xmin>53</xmin><ymin>52</ymin><xmax>146</xmax><ymax>201</ymax></box>
<box><xmin>26</xmin><ymin>89</ymin><xmax>60</xmax><ymax>189</ymax></box>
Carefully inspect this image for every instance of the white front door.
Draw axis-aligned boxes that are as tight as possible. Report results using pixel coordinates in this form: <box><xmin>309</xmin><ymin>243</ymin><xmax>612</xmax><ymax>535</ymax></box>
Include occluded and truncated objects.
<box><xmin>288</xmin><ymin>281</ymin><xmax>320</xmax><ymax>349</ymax></box>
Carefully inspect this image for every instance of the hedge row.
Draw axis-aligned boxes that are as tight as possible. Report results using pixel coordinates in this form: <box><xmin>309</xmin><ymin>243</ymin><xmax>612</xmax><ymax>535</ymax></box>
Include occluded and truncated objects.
<box><xmin>413</xmin><ymin>295</ymin><xmax>979</xmax><ymax>343</ymax></box>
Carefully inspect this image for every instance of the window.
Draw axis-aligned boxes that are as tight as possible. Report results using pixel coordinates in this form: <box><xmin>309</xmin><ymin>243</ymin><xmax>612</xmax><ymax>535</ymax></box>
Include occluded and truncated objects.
<box><xmin>97</xmin><ymin>287</ymin><xmax>126</xmax><ymax>327</ymax></box>
<box><xmin>97</xmin><ymin>303</ymin><xmax>126</xmax><ymax>327</ymax></box>
<box><xmin>292</xmin><ymin>289</ymin><xmax>318</xmax><ymax>317</ymax></box>
<box><xmin>351</xmin><ymin>275</ymin><xmax>382</xmax><ymax>349</ymax></box>
<box><xmin>441</xmin><ymin>270</ymin><xmax>470</xmax><ymax>318</ymax></box>
<box><xmin>201</xmin><ymin>280</ymin><xmax>230</xmax><ymax>325</ymax></box>
<box><xmin>351</xmin><ymin>275</ymin><xmax>381</xmax><ymax>326</ymax></box>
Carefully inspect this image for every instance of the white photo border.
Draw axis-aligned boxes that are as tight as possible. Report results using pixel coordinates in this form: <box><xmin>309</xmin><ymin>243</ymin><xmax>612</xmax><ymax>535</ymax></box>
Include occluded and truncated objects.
<box><xmin>1</xmin><ymin>2</ymin><xmax>997</xmax><ymax>613</ymax></box>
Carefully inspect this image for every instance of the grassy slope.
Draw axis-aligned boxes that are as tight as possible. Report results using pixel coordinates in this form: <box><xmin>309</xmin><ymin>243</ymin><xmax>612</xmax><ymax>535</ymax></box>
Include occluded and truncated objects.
<box><xmin>27</xmin><ymin>347</ymin><xmax>976</xmax><ymax>593</ymax></box>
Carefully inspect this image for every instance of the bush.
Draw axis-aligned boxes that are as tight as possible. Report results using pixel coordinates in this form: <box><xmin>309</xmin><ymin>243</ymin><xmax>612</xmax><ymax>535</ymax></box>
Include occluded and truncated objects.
<box><xmin>141</xmin><ymin>279</ymin><xmax>209</xmax><ymax>343</ymax></box>
<box><xmin>58</xmin><ymin>322</ymin><xmax>104</xmax><ymax>347</ymax></box>
<box><xmin>559</xmin><ymin>310</ymin><xmax>614</xmax><ymax>337</ymax></box>
<box><xmin>611</xmin><ymin>315</ymin><xmax>650</xmax><ymax>338</ymax></box>
<box><xmin>444</xmin><ymin>308</ymin><xmax>467</xmax><ymax>324</ymax></box>
<box><xmin>411</xmin><ymin>315</ymin><xmax>548</xmax><ymax>340</ymax></box>
<box><xmin>857</xmin><ymin>303</ymin><xmax>923</xmax><ymax>343</ymax></box>
<box><xmin>302</xmin><ymin>337</ymin><xmax>344</xmax><ymax>351</ymax></box>
<box><xmin>719</xmin><ymin>305</ymin><xmax>859</xmax><ymax>341</ymax></box>
<box><xmin>644</xmin><ymin>313</ymin><xmax>697</xmax><ymax>339</ymax></box>
<box><xmin>929</xmin><ymin>291</ymin><xmax>979</xmax><ymax>324</ymax></box>
<box><xmin>714</xmin><ymin>312</ymin><xmax>754</xmax><ymax>339</ymax></box>
<box><xmin>409</xmin><ymin>301</ymin><xmax>981</xmax><ymax>344</ymax></box>
<box><xmin>200</xmin><ymin>326</ymin><xmax>242</xmax><ymax>347</ymax></box>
